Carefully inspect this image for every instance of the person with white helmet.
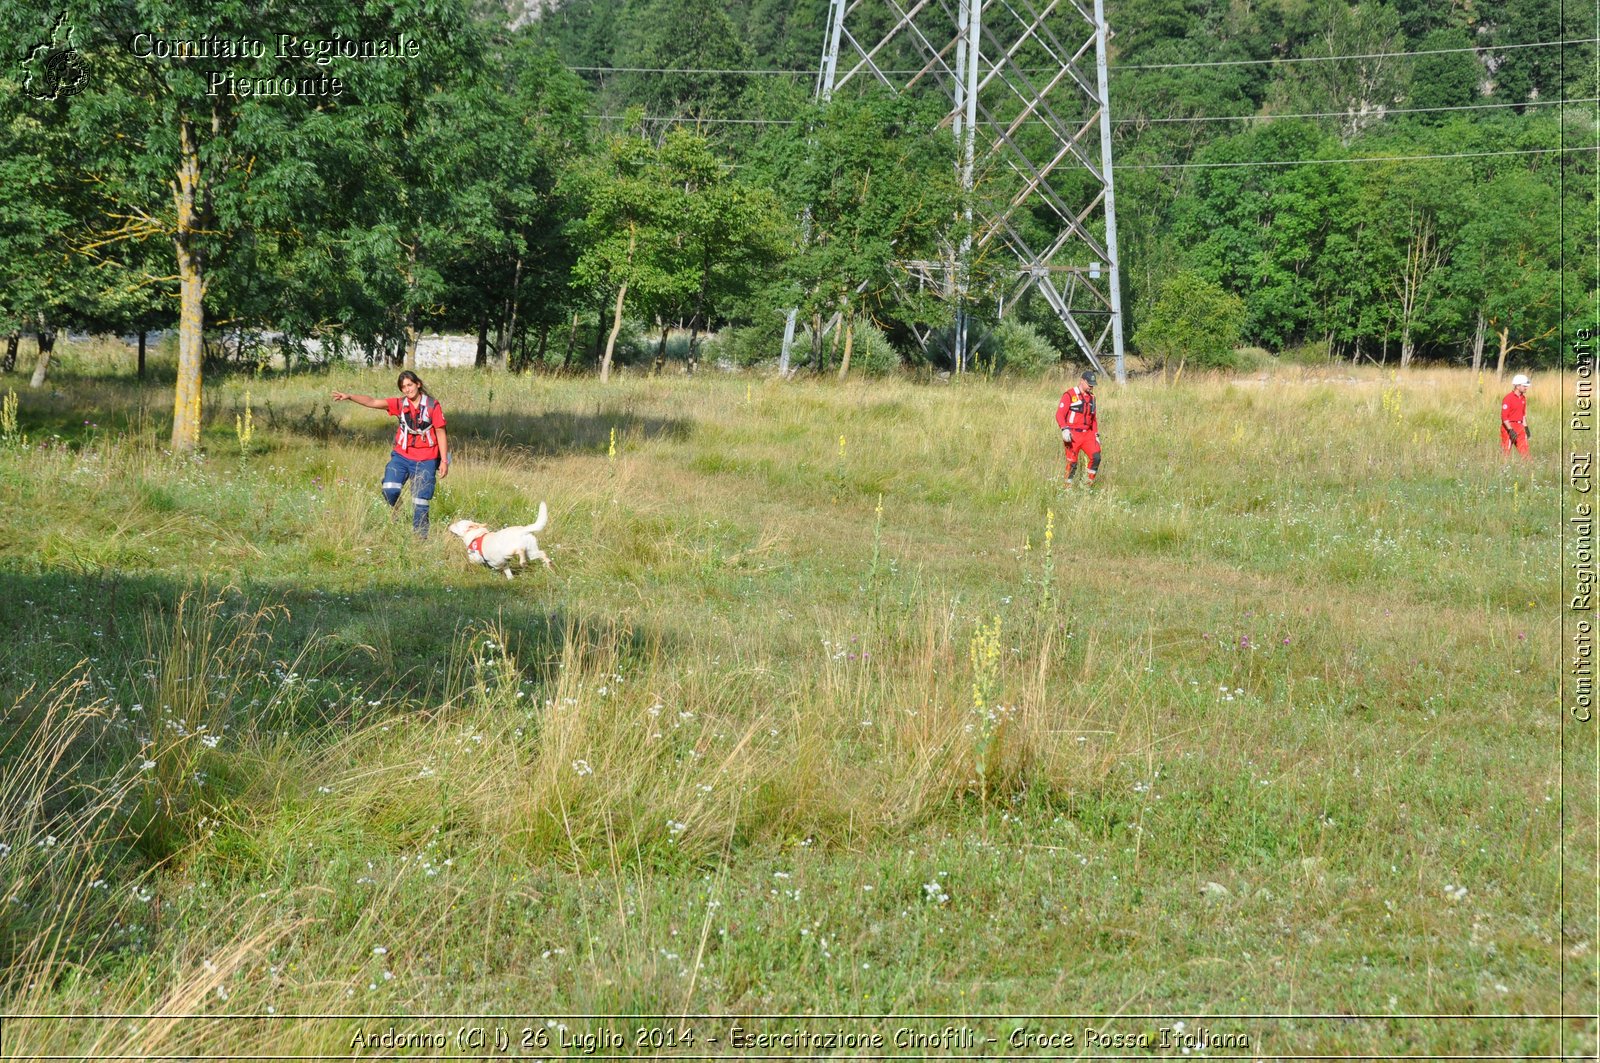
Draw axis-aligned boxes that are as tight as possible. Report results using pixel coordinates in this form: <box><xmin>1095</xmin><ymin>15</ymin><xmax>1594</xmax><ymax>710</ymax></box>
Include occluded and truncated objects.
<box><xmin>1501</xmin><ymin>373</ymin><xmax>1531</xmax><ymax>457</ymax></box>
<box><xmin>1056</xmin><ymin>368</ymin><xmax>1102</xmax><ymax>486</ymax></box>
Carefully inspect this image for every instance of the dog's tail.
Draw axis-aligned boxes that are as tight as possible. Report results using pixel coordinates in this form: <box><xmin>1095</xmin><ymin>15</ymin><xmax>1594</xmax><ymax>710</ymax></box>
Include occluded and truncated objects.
<box><xmin>527</xmin><ymin>501</ymin><xmax>549</xmax><ymax>534</ymax></box>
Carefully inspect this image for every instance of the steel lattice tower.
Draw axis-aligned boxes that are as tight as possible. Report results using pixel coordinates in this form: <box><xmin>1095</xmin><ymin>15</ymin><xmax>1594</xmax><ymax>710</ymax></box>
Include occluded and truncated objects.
<box><xmin>806</xmin><ymin>0</ymin><xmax>1125</xmax><ymax>379</ymax></box>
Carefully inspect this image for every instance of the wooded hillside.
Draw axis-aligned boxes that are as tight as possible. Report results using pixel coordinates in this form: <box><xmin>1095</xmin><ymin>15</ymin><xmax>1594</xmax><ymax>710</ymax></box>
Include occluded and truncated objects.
<box><xmin>1</xmin><ymin>0</ymin><xmax>1593</xmax><ymax>440</ymax></box>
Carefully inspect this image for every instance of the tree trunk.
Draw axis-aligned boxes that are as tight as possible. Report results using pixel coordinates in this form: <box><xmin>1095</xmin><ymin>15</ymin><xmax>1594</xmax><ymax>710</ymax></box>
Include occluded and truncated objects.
<box><xmin>823</xmin><ymin>314</ymin><xmax>842</xmax><ymax>375</ymax></box>
<box><xmin>686</xmin><ymin>313</ymin><xmax>702</xmax><ymax>376</ymax></box>
<box><xmin>531</xmin><ymin>320</ymin><xmax>550</xmax><ymax>374</ymax></box>
<box><xmin>1394</xmin><ymin>211</ymin><xmax>1437</xmax><ymax>373</ymax></box>
<box><xmin>29</xmin><ymin>322</ymin><xmax>56</xmax><ymax>389</ymax></box>
<box><xmin>564</xmin><ymin>310</ymin><xmax>581</xmax><ymax>369</ymax></box>
<box><xmin>651</xmin><ymin>316</ymin><xmax>669</xmax><ymax>375</ymax></box>
<box><xmin>137</xmin><ymin>330</ymin><xmax>147</xmax><ymax>380</ymax></box>
<box><xmin>591</xmin><ymin>296</ymin><xmax>608</xmax><ymax>363</ymax></box>
<box><xmin>171</xmin><ymin>116</ymin><xmax>205</xmax><ymax>450</ymax></box>
<box><xmin>836</xmin><ymin>315</ymin><xmax>856</xmax><ymax>381</ymax></box>
<box><xmin>498</xmin><ymin>257</ymin><xmax>522</xmax><ymax>369</ymax></box>
<box><xmin>1471</xmin><ymin>310</ymin><xmax>1485</xmax><ymax>374</ymax></box>
<box><xmin>402</xmin><ymin>243</ymin><xmax>419</xmax><ymax>370</ymax></box>
<box><xmin>1495</xmin><ymin>326</ymin><xmax>1509</xmax><ymax>380</ymax></box>
<box><xmin>688</xmin><ymin>253</ymin><xmax>711</xmax><ymax>376</ymax></box>
<box><xmin>2</xmin><ymin>333</ymin><xmax>17</xmax><ymax>373</ymax></box>
<box><xmin>600</xmin><ymin>283</ymin><xmax>628</xmax><ymax>382</ymax></box>
<box><xmin>476</xmin><ymin>317</ymin><xmax>489</xmax><ymax>368</ymax></box>
<box><xmin>810</xmin><ymin>313</ymin><xmax>823</xmax><ymax>370</ymax></box>
<box><xmin>599</xmin><ymin>227</ymin><xmax>635</xmax><ymax>382</ymax></box>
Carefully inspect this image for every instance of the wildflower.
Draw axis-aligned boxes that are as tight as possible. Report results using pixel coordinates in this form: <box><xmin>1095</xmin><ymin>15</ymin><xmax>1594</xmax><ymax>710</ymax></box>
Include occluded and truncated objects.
<box><xmin>572</xmin><ymin>759</ymin><xmax>593</xmax><ymax>777</ymax></box>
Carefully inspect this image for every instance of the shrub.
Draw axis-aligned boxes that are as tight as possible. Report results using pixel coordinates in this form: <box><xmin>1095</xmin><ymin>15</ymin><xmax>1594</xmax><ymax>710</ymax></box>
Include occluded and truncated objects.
<box><xmin>847</xmin><ymin>321</ymin><xmax>902</xmax><ymax>377</ymax></box>
<box><xmin>1232</xmin><ymin>346</ymin><xmax>1274</xmax><ymax>371</ymax></box>
<box><xmin>1133</xmin><ymin>270</ymin><xmax>1247</xmax><ymax>373</ymax></box>
<box><xmin>706</xmin><ymin>323</ymin><xmax>788</xmax><ymax>369</ymax></box>
<box><xmin>992</xmin><ymin>319</ymin><xmax>1061</xmax><ymax>376</ymax></box>
<box><xmin>1280</xmin><ymin>341</ymin><xmax>1333</xmax><ymax>366</ymax></box>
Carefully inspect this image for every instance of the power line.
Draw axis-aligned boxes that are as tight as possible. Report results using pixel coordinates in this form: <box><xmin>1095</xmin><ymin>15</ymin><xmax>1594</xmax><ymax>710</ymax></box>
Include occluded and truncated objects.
<box><xmin>585</xmin><ymin>114</ymin><xmax>795</xmax><ymax>124</ymax></box>
<box><xmin>577</xmin><ymin>112</ymin><xmax>1597</xmax><ymax>170</ymax></box>
<box><xmin>1119</xmin><ymin>96</ymin><xmax>1597</xmax><ymax>124</ymax></box>
<box><xmin>564</xmin><ymin>37</ymin><xmax>1600</xmax><ymax>78</ymax></box>
<box><xmin>1122</xmin><ymin>145</ymin><xmax>1597</xmax><ymax>169</ymax></box>
<box><xmin>1116</xmin><ymin>35</ymin><xmax>1599</xmax><ymax>70</ymax></box>
<box><xmin>581</xmin><ymin>96</ymin><xmax>1596</xmax><ymax>127</ymax></box>
<box><xmin>569</xmin><ymin>65</ymin><xmax>809</xmax><ymax>75</ymax></box>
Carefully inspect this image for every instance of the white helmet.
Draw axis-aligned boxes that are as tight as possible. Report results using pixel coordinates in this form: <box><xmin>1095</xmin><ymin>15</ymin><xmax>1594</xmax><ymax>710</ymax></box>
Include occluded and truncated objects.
<box><xmin>1512</xmin><ymin>373</ymin><xmax>1531</xmax><ymax>387</ymax></box>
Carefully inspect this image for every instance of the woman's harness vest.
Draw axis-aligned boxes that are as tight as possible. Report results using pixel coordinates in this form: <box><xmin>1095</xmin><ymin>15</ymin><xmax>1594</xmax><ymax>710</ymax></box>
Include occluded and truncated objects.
<box><xmin>395</xmin><ymin>395</ymin><xmax>437</xmax><ymax>451</ymax></box>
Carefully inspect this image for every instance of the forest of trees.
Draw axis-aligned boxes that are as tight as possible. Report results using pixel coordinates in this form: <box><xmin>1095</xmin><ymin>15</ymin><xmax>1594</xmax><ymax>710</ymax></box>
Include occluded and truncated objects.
<box><xmin>0</xmin><ymin>0</ymin><xmax>1594</xmax><ymax>447</ymax></box>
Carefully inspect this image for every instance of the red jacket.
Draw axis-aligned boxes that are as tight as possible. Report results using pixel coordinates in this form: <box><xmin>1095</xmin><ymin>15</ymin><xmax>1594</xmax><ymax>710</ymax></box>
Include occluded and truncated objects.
<box><xmin>1057</xmin><ymin>387</ymin><xmax>1097</xmax><ymax>432</ymax></box>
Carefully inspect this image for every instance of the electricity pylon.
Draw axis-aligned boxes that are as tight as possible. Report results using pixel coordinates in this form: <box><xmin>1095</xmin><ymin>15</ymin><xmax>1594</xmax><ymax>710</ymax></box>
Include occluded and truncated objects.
<box><xmin>801</xmin><ymin>0</ymin><xmax>1126</xmax><ymax>380</ymax></box>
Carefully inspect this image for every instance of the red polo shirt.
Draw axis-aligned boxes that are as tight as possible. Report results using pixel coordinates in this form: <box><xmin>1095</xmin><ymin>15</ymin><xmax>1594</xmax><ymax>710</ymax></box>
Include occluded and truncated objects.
<box><xmin>1501</xmin><ymin>391</ymin><xmax>1526</xmax><ymax>426</ymax></box>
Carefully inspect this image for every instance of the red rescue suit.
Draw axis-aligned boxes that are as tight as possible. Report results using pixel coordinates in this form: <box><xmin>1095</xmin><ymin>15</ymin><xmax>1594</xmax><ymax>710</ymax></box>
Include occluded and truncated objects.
<box><xmin>1500</xmin><ymin>390</ymin><xmax>1528</xmax><ymax>456</ymax></box>
<box><xmin>1056</xmin><ymin>385</ymin><xmax>1100</xmax><ymax>483</ymax></box>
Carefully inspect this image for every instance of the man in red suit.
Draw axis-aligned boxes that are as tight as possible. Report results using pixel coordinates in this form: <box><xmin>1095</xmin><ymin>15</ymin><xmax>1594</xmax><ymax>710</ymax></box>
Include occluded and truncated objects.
<box><xmin>1501</xmin><ymin>373</ymin><xmax>1530</xmax><ymax>457</ymax></box>
<box><xmin>1056</xmin><ymin>369</ymin><xmax>1101</xmax><ymax>486</ymax></box>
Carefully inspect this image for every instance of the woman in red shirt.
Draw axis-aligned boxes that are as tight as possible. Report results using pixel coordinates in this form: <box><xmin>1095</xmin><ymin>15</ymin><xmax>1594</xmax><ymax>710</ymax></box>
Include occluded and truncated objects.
<box><xmin>332</xmin><ymin>371</ymin><xmax>451</xmax><ymax>536</ymax></box>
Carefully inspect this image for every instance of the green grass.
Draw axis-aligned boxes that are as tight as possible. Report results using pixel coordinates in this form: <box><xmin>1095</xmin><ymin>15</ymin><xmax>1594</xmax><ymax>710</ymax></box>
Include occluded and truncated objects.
<box><xmin>0</xmin><ymin>351</ymin><xmax>1588</xmax><ymax>1057</ymax></box>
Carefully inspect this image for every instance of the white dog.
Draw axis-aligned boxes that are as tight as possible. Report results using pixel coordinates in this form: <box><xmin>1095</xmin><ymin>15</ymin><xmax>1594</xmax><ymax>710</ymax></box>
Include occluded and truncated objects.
<box><xmin>448</xmin><ymin>503</ymin><xmax>552</xmax><ymax>580</ymax></box>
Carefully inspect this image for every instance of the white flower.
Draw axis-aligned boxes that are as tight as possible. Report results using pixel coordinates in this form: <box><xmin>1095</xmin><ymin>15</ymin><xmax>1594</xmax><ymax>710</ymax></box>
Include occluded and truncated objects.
<box><xmin>572</xmin><ymin>759</ymin><xmax>593</xmax><ymax>777</ymax></box>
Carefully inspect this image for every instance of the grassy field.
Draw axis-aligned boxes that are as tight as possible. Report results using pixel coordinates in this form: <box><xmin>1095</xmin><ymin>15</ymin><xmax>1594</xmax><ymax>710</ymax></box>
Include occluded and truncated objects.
<box><xmin>0</xmin><ymin>343</ymin><xmax>1590</xmax><ymax>1058</ymax></box>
